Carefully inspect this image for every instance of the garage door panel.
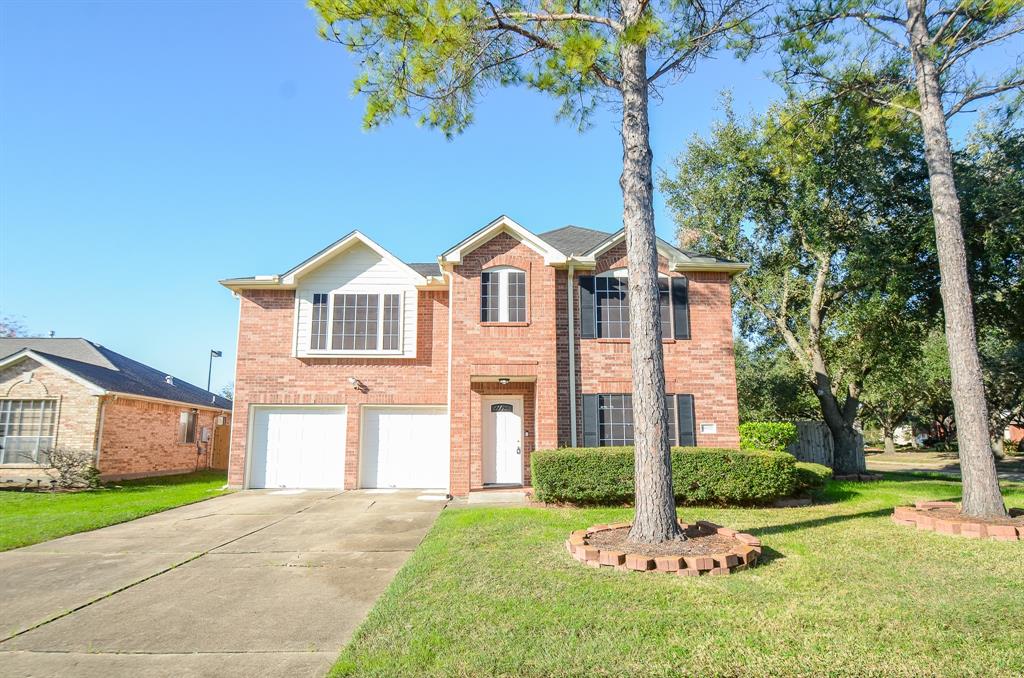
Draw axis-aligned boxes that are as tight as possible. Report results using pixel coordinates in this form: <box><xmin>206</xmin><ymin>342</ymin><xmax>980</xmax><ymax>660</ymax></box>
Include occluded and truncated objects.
<box><xmin>361</xmin><ymin>407</ymin><xmax>448</xmax><ymax>489</ymax></box>
<box><xmin>250</xmin><ymin>407</ymin><xmax>346</xmax><ymax>489</ymax></box>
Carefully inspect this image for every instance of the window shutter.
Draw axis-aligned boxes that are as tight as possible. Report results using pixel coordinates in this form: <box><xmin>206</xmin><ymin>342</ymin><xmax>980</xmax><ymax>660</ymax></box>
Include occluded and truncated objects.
<box><xmin>671</xmin><ymin>277</ymin><xmax>690</xmax><ymax>340</ymax></box>
<box><xmin>579</xmin><ymin>275</ymin><xmax>596</xmax><ymax>339</ymax></box>
<box><xmin>582</xmin><ymin>395</ymin><xmax>599</xmax><ymax>447</ymax></box>
<box><xmin>676</xmin><ymin>394</ymin><xmax>696</xmax><ymax>447</ymax></box>
<box><xmin>480</xmin><ymin>273</ymin><xmax>490</xmax><ymax>323</ymax></box>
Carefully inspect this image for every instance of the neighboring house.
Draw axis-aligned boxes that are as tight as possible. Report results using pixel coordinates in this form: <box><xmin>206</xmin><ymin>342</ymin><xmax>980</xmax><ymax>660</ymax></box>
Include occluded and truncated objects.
<box><xmin>0</xmin><ymin>338</ymin><xmax>232</xmax><ymax>482</ymax></box>
<box><xmin>220</xmin><ymin>215</ymin><xmax>746</xmax><ymax>496</ymax></box>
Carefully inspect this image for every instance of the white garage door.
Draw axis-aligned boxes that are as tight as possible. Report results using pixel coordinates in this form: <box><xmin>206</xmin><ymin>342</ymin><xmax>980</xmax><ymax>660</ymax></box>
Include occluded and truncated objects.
<box><xmin>361</xmin><ymin>407</ymin><xmax>449</xmax><ymax>489</ymax></box>
<box><xmin>249</xmin><ymin>406</ymin><xmax>346</xmax><ymax>489</ymax></box>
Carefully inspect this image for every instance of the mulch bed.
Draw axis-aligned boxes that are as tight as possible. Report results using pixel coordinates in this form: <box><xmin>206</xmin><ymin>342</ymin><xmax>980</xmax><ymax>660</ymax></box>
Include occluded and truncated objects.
<box><xmin>566</xmin><ymin>520</ymin><xmax>763</xmax><ymax>576</ymax></box>
<box><xmin>588</xmin><ymin>527</ymin><xmax>741</xmax><ymax>557</ymax></box>
<box><xmin>892</xmin><ymin>501</ymin><xmax>1024</xmax><ymax>541</ymax></box>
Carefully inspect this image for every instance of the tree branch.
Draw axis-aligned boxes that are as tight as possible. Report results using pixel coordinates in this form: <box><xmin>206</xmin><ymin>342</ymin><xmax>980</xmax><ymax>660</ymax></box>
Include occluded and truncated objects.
<box><xmin>945</xmin><ymin>77</ymin><xmax>1024</xmax><ymax>118</ymax></box>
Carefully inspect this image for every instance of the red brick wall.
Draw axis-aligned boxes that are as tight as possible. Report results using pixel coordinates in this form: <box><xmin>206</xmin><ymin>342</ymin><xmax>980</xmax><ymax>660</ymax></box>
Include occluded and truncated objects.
<box><xmin>0</xmin><ymin>359</ymin><xmax>101</xmax><ymax>455</ymax></box>
<box><xmin>99</xmin><ymin>398</ymin><xmax>227</xmax><ymax>479</ymax></box>
<box><xmin>560</xmin><ymin>242</ymin><xmax>741</xmax><ymax>448</ymax></box>
<box><xmin>228</xmin><ymin>288</ymin><xmax>449</xmax><ymax>488</ymax></box>
<box><xmin>227</xmin><ymin>233</ymin><xmax>740</xmax><ymax>494</ymax></box>
<box><xmin>448</xmin><ymin>232</ymin><xmax>559</xmax><ymax>495</ymax></box>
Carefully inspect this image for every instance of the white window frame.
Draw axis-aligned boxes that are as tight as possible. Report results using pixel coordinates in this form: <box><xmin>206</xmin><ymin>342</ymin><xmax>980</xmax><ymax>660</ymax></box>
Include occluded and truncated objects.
<box><xmin>481</xmin><ymin>266</ymin><xmax>527</xmax><ymax>323</ymax></box>
<box><xmin>306</xmin><ymin>290</ymin><xmax>404</xmax><ymax>356</ymax></box>
<box><xmin>178</xmin><ymin>410</ymin><xmax>198</xmax><ymax>444</ymax></box>
<box><xmin>0</xmin><ymin>398</ymin><xmax>58</xmax><ymax>465</ymax></box>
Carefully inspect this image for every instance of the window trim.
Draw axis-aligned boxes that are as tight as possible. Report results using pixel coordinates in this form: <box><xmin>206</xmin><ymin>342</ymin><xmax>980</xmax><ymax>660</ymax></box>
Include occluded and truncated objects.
<box><xmin>305</xmin><ymin>290</ymin><xmax>405</xmax><ymax>356</ymax></box>
<box><xmin>584</xmin><ymin>392</ymin><xmax>695</xmax><ymax>448</ymax></box>
<box><xmin>591</xmin><ymin>269</ymin><xmax>673</xmax><ymax>340</ymax></box>
<box><xmin>480</xmin><ymin>266</ymin><xmax>528</xmax><ymax>324</ymax></box>
<box><xmin>0</xmin><ymin>398</ymin><xmax>58</xmax><ymax>465</ymax></box>
<box><xmin>178</xmin><ymin>409</ymin><xmax>198</xmax><ymax>445</ymax></box>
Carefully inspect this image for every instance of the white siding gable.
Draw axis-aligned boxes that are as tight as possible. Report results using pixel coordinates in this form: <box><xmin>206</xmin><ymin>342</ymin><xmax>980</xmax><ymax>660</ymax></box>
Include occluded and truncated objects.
<box><xmin>294</xmin><ymin>241</ymin><xmax>418</xmax><ymax>358</ymax></box>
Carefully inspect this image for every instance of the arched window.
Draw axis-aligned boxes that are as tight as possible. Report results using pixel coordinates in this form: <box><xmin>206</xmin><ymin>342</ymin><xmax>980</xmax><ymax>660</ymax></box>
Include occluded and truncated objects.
<box><xmin>592</xmin><ymin>269</ymin><xmax>671</xmax><ymax>338</ymax></box>
<box><xmin>481</xmin><ymin>266</ymin><xmax>527</xmax><ymax>323</ymax></box>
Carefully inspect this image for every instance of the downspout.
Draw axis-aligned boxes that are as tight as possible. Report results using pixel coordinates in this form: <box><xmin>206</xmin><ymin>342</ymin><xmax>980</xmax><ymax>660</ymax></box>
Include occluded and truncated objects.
<box><xmin>567</xmin><ymin>265</ymin><xmax>577</xmax><ymax>447</ymax></box>
<box><xmin>446</xmin><ymin>265</ymin><xmax>454</xmax><ymax>498</ymax></box>
<box><xmin>94</xmin><ymin>396</ymin><xmax>107</xmax><ymax>471</ymax></box>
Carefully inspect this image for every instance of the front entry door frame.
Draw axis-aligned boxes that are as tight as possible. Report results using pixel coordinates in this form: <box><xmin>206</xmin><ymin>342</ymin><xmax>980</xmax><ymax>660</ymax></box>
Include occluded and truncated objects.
<box><xmin>482</xmin><ymin>395</ymin><xmax>524</xmax><ymax>485</ymax></box>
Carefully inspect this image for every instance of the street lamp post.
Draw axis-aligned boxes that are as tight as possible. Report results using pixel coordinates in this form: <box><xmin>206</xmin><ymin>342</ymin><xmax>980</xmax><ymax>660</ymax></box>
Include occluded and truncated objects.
<box><xmin>207</xmin><ymin>350</ymin><xmax>222</xmax><ymax>392</ymax></box>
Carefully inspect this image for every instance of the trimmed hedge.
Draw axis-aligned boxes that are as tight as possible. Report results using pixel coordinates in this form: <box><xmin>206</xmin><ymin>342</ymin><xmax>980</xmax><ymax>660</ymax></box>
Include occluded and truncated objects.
<box><xmin>794</xmin><ymin>462</ymin><xmax>832</xmax><ymax>496</ymax></box>
<box><xmin>739</xmin><ymin>422</ymin><xmax>798</xmax><ymax>452</ymax></box>
<box><xmin>531</xmin><ymin>446</ymin><xmax>798</xmax><ymax>506</ymax></box>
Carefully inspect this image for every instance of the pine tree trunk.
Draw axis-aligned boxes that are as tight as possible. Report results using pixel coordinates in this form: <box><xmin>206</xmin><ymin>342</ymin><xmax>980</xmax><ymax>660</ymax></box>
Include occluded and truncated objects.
<box><xmin>620</xmin><ymin>1</ymin><xmax>681</xmax><ymax>544</ymax></box>
<box><xmin>905</xmin><ymin>0</ymin><xmax>1006</xmax><ymax>518</ymax></box>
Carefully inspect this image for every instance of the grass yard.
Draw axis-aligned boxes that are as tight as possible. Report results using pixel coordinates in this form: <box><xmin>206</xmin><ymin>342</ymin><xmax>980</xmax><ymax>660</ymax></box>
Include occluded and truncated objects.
<box><xmin>0</xmin><ymin>471</ymin><xmax>229</xmax><ymax>551</ymax></box>
<box><xmin>333</xmin><ymin>475</ymin><xmax>1024</xmax><ymax>677</ymax></box>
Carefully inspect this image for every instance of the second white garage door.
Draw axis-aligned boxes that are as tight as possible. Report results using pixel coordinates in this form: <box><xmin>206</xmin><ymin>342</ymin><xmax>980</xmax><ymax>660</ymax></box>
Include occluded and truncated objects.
<box><xmin>361</xmin><ymin>407</ymin><xmax>449</xmax><ymax>489</ymax></box>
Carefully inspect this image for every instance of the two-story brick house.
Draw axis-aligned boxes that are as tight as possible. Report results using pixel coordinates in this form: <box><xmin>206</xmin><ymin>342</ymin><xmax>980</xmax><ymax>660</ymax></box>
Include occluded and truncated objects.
<box><xmin>220</xmin><ymin>216</ymin><xmax>745</xmax><ymax>496</ymax></box>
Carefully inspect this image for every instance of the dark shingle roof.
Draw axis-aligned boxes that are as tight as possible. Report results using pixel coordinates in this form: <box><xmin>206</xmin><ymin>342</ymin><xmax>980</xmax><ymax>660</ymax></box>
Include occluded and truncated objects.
<box><xmin>0</xmin><ymin>338</ymin><xmax>232</xmax><ymax>410</ymax></box>
<box><xmin>408</xmin><ymin>262</ymin><xmax>440</xmax><ymax>277</ymax></box>
<box><xmin>538</xmin><ymin>225</ymin><xmax>614</xmax><ymax>256</ymax></box>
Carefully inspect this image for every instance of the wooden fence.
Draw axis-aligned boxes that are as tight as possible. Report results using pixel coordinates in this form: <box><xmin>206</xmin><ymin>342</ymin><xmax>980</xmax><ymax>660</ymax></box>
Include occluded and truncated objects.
<box><xmin>787</xmin><ymin>421</ymin><xmax>865</xmax><ymax>470</ymax></box>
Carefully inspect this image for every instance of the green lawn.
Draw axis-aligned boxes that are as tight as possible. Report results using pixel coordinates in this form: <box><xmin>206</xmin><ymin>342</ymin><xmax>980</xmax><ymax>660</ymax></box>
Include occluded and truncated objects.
<box><xmin>0</xmin><ymin>471</ymin><xmax>229</xmax><ymax>551</ymax></box>
<box><xmin>333</xmin><ymin>475</ymin><xmax>1024</xmax><ymax>677</ymax></box>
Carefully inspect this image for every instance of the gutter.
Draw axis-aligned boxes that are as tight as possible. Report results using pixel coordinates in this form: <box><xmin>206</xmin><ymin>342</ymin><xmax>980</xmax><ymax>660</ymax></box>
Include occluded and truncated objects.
<box><xmin>107</xmin><ymin>392</ymin><xmax>231</xmax><ymax>413</ymax></box>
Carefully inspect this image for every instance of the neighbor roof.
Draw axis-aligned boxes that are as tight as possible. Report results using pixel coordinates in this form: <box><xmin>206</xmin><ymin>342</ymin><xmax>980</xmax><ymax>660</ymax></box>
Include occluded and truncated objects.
<box><xmin>0</xmin><ymin>338</ymin><xmax>232</xmax><ymax>410</ymax></box>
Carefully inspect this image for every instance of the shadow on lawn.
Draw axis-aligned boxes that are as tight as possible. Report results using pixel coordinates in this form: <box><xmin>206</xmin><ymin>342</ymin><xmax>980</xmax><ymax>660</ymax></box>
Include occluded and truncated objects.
<box><xmin>751</xmin><ymin>507</ymin><xmax>896</xmax><ymax>539</ymax></box>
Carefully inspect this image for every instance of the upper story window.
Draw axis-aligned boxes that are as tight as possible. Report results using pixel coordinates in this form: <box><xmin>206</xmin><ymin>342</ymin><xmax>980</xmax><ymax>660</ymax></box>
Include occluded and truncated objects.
<box><xmin>308</xmin><ymin>291</ymin><xmax>403</xmax><ymax>354</ymax></box>
<box><xmin>591</xmin><ymin>270</ymin><xmax>671</xmax><ymax>339</ymax></box>
<box><xmin>481</xmin><ymin>266</ymin><xmax>526</xmax><ymax>323</ymax></box>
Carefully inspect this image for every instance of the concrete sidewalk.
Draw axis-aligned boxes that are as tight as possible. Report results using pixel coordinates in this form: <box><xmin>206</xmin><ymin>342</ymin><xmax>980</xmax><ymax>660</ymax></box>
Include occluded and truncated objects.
<box><xmin>0</xmin><ymin>489</ymin><xmax>446</xmax><ymax>677</ymax></box>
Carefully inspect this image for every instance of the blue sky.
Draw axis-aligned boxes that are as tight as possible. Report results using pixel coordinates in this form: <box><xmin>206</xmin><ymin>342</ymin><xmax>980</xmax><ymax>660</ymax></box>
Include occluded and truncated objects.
<box><xmin>0</xmin><ymin>1</ymin><xmax>1008</xmax><ymax>394</ymax></box>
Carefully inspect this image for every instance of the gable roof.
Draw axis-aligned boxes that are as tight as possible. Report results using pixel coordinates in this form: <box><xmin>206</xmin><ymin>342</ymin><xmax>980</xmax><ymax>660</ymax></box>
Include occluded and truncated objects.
<box><xmin>221</xmin><ymin>217</ymin><xmax>746</xmax><ymax>290</ymax></box>
<box><xmin>537</xmin><ymin>225</ymin><xmax>613</xmax><ymax>257</ymax></box>
<box><xmin>0</xmin><ymin>338</ymin><xmax>232</xmax><ymax>410</ymax></box>
<box><xmin>439</xmin><ymin>215</ymin><xmax>567</xmax><ymax>265</ymax></box>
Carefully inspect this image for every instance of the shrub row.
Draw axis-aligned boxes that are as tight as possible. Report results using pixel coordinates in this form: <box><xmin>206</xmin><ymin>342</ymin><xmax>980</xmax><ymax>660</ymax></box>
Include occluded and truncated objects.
<box><xmin>531</xmin><ymin>446</ymin><xmax>800</xmax><ymax>506</ymax></box>
<box><xmin>739</xmin><ymin>421</ymin><xmax>798</xmax><ymax>452</ymax></box>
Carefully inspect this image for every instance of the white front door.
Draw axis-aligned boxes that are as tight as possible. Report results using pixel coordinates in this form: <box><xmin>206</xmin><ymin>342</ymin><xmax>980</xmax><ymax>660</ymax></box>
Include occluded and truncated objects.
<box><xmin>483</xmin><ymin>397</ymin><xmax>523</xmax><ymax>485</ymax></box>
<box><xmin>249</xmin><ymin>406</ymin><xmax>347</xmax><ymax>489</ymax></box>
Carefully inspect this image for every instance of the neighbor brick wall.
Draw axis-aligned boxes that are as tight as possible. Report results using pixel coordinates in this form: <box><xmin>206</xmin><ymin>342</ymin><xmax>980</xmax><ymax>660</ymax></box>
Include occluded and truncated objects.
<box><xmin>448</xmin><ymin>232</ymin><xmax>560</xmax><ymax>495</ymax></box>
<box><xmin>228</xmin><ymin>288</ymin><xmax>449</xmax><ymax>489</ymax></box>
<box><xmin>559</xmin><ymin>242</ymin><xmax>741</xmax><ymax>449</ymax></box>
<box><xmin>99</xmin><ymin>397</ymin><xmax>227</xmax><ymax>479</ymax></box>
<box><xmin>0</xmin><ymin>358</ymin><xmax>101</xmax><ymax>458</ymax></box>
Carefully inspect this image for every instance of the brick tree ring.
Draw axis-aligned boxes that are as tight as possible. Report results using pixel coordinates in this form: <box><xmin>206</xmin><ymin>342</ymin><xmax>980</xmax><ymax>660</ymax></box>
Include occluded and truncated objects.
<box><xmin>892</xmin><ymin>501</ymin><xmax>1024</xmax><ymax>541</ymax></box>
<box><xmin>565</xmin><ymin>520</ymin><xmax>762</xmax><ymax>576</ymax></box>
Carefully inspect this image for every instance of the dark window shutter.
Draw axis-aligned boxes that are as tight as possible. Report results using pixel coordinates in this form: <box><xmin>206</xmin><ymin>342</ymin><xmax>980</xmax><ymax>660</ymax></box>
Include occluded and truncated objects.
<box><xmin>671</xmin><ymin>276</ymin><xmax>690</xmax><ymax>340</ymax></box>
<box><xmin>676</xmin><ymin>394</ymin><xmax>696</xmax><ymax>447</ymax></box>
<box><xmin>480</xmin><ymin>272</ymin><xmax>490</xmax><ymax>322</ymax></box>
<box><xmin>579</xmin><ymin>275</ymin><xmax>596</xmax><ymax>339</ymax></box>
<box><xmin>582</xmin><ymin>394</ymin><xmax>599</xmax><ymax>447</ymax></box>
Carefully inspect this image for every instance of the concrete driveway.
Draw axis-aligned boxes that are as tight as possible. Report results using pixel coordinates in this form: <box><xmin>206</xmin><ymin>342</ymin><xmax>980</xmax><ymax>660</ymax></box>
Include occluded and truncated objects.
<box><xmin>0</xmin><ymin>489</ymin><xmax>447</xmax><ymax>677</ymax></box>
